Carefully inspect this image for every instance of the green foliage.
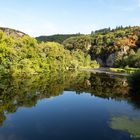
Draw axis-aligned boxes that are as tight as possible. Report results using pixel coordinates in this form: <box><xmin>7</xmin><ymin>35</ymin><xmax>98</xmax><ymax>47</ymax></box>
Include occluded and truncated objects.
<box><xmin>63</xmin><ymin>35</ymin><xmax>92</xmax><ymax>53</ymax></box>
<box><xmin>116</xmin><ymin>48</ymin><xmax>140</xmax><ymax>68</ymax></box>
<box><xmin>110</xmin><ymin>67</ymin><xmax>140</xmax><ymax>73</ymax></box>
<box><xmin>0</xmin><ymin>30</ymin><xmax>96</xmax><ymax>77</ymax></box>
<box><xmin>94</xmin><ymin>27</ymin><xmax>111</xmax><ymax>35</ymax></box>
<box><xmin>36</xmin><ymin>34</ymin><xmax>82</xmax><ymax>44</ymax></box>
<box><xmin>90</xmin><ymin>26</ymin><xmax>140</xmax><ymax>67</ymax></box>
<box><xmin>90</xmin><ymin>60</ymin><xmax>100</xmax><ymax>68</ymax></box>
<box><xmin>63</xmin><ymin>26</ymin><xmax>140</xmax><ymax>68</ymax></box>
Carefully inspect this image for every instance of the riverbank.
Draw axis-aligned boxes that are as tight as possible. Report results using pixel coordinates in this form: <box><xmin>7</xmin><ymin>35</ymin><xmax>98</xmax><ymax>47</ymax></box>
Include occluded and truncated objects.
<box><xmin>110</xmin><ymin>68</ymin><xmax>140</xmax><ymax>74</ymax></box>
<box><xmin>81</xmin><ymin>68</ymin><xmax>130</xmax><ymax>76</ymax></box>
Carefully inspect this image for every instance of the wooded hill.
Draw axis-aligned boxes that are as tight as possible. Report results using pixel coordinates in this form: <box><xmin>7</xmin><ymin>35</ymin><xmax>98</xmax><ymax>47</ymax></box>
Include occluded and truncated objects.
<box><xmin>1</xmin><ymin>25</ymin><xmax>140</xmax><ymax>78</ymax></box>
<box><xmin>0</xmin><ymin>27</ymin><xmax>26</xmax><ymax>38</ymax></box>
<box><xmin>36</xmin><ymin>34</ymin><xmax>82</xmax><ymax>44</ymax></box>
<box><xmin>0</xmin><ymin>28</ymin><xmax>98</xmax><ymax>77</ymax></box>
<box><xmin>62</xmin><ymin>26</ymin><xmax>140</xmax><ymax>68</ymax></box>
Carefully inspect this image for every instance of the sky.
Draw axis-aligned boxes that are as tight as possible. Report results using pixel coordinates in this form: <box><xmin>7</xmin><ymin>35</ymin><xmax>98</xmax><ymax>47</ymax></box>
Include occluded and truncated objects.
<box><xmin>0</xmin><ymin>0</ymin><xmax>140</xmax><ymax>37</ymax></box>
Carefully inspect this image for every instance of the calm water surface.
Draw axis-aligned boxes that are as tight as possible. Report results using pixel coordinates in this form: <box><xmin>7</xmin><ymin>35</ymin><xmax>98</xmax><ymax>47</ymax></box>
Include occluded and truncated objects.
<box><xmin>0</xmin><ymin>72</ymin><xmax>140</xmax><ymax>140</ymax></box>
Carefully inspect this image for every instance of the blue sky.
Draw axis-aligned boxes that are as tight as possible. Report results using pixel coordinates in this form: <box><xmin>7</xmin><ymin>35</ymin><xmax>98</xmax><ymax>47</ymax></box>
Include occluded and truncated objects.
<box><xmin>0</xmin><ymin>0</ymin><xmax>140</xmax><ymax>36</ymax></box>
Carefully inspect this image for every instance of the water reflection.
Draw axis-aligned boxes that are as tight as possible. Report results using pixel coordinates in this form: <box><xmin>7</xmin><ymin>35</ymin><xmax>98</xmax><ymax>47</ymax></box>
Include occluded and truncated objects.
<box><xmin>0</xmin><ymin>71</ymin><xmax>140</xmax><ymax>140</ymax></box>
<box><xmin>110</xmin><ymin>116</ymin><xmax>140</xmax><ymax>138</ymax></box>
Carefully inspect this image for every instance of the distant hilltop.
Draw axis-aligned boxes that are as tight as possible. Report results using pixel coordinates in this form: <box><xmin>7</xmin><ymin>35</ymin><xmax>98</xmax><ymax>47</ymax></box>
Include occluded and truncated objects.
<box><xmin>36</xmin><ymin>33</ymin><xmax>82</xmax><ymax>44</ymax></box>
<box><xmin>0</xmin><ymin>27</ymin><xmax>26</xmax><ymax>38</ymax></box>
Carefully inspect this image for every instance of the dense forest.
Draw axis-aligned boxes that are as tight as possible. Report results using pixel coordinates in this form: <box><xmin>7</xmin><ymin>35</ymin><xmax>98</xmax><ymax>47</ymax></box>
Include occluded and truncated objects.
<box><xmin>37</xmin><ymin>26</ymin><xmax>140</xmax><ymax>68</ymax></box>
<box><xmin>36</xmin><ymin>34</ymin><xmax>82</xmax><ymax>44</ymax></box>
<box><xmin>1</xmin><ymin>26</ymin><xmax>140</xmax><ymax>77</ymax></box>
<box><xmin>63</xmin><ymin>26</ymin><xmax>140</xmax><ymax>68</ymax></box>
<box><xmin>0</xmin><ymin>28</ymin><xmax>98</xmax><ymax>77</ymax></box>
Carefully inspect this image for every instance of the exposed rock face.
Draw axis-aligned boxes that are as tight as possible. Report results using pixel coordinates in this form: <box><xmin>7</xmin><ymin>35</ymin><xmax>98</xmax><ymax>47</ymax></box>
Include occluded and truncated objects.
<box><xmin>98</xmin><ymin>45</ymin><xmax>131</xmax><ymax>67</ymax></box>
<box><xmin>0</xmin><ymin>27</ymin><xmax>26</xmax><ymax>38</ymax></box>
<box><xmin>96</xmin><ymin>58</ymin><xmax>103</xmax><ymax>66</ymax></box>
<box><xmin>121</xmin><ymin>46</ymin><xmax>129</xmax><ymax>54</ymax></box>
<box><xmin>106</xmin><ymin>53</ymin><xmax>116</xmax><ymax>67</ymax></box>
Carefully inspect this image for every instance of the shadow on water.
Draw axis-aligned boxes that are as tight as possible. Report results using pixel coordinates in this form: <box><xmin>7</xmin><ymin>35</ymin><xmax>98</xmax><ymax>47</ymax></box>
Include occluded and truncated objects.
<box><xmin>128</xmin><ymin>72</ymin><xmax>140</xmax><ymax>95</ymax></box>
<box><xmin>126</xmin><ymin>71</ymin><xmax>140</xmax><ymax>109</ymax></box>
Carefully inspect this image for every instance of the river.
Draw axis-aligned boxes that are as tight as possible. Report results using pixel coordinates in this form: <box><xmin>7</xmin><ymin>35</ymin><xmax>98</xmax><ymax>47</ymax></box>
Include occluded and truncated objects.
<box><xmin>0</xmin><ymin>71</ymin><xmax>140</xmax><ymax>140</ymax></box>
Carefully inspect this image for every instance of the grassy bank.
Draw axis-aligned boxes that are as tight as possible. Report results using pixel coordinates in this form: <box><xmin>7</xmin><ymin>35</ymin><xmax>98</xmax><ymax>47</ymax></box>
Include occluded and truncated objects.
<box><xmin>110</xmin><ymin>68</ymin><xmax>140</xmax><ymax>74</ymax></box>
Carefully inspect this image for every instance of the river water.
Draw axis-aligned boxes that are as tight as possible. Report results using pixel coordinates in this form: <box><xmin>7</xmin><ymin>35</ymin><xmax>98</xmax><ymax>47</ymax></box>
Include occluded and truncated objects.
<box><xmin>0</xmin><ymin>72</ymin><xmax>140</xmax><ymax>140</ymax></box>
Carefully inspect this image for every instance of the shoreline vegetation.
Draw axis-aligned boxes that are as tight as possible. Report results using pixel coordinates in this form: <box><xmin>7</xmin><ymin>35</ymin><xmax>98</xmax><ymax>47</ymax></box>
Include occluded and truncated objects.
<box><xmin>0</xmin><ymin>26</ymin><xmax>140</xmax><ymax>94</ymax></box>
<box><xmin>0</xmin><ymin>29</ymin><xmax>99</xmax><ymax>78</ymax></box>
<box><xmin>81</xmin><ymin>68</ymin><xmax>130</xmax><ymax>76</ymax></box>
<box><xmin>81</xmin><ymin>67</ymin><xmax>140</xmax><ymax>94</ymax></box>
<box><xmin>110</xmin><ymin>67</ymin><xmax>140</xmax><ymax>74</ymax></box>
<box><xmin>82</xmin><ymin>67</ymin><xmax>140</xmax><ymax>76</ymax></box>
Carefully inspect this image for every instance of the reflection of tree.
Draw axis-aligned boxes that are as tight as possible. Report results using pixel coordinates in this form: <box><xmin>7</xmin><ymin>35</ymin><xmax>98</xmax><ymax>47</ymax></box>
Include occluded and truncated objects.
<box><xmin>129</xmin><ymin>72</ymin><xmax>140</xmax><ymax>95</ymax></box>
<box><xmin>89</xmin><ymin>73</ymin><xmax>128</xmax><ymax>96</ymax></box>
<box><xmin>0</xmin><ymin>112</ymin><xmax>6</xmax><ymax>126</ymax></box>
<box><xmin>68</xmin><ymin>73</ymin><xmax>129</xmax><ymax>99</ymax></box>
<box><xmin>0</xmin><ymin>71</ymin><xmax>137</xmax><ymax>127</ymax></box>
<box><xmin>128</xmin><ymin>94</ymin><xmax>140</xmax><ymax>109</ymax></box>
<box><xmin>128</xmin><ymin>72</ymin><xmax>140</xmax><ymax>109</ymax></box>
<box><xmin>110</xmin><ymin>116</ymin><xmax>140</xmax><ymax>138</ymax></box>
<box><xmin>0</xmin><ymin>72</ymin><xmax>91</xmax><ymax>126</ymax></box>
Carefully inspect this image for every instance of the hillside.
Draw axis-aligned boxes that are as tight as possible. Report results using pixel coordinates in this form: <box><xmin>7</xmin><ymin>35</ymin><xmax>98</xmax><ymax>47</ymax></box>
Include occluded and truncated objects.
<box><xmin>0</xmin><ymin>28</ymin><xmax>98</xmax><ymax>77</ymax></box>
<box><xmin>36</xmin><ymin>34</ymin><xmax>82</xmax><ymax>43</ymax></box>
<box><xmin>63</xmin><ymin>26</ymin><xmax>140</xmax><ymax>68</ymax></box>
<box><xmin>1</xmin><ymin>25</ymin><xmax>140</xmax><ymax>75</ymax></box>
<box><xmin>0</xmin><ymin>27</ymin><xmax>26</xmax><ymax>38</ymax></box>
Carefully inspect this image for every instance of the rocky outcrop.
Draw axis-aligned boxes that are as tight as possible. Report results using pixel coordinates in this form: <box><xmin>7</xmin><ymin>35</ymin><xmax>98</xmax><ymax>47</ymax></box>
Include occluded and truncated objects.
<box><xmin>0</xmin><ymin>27</ymin><xmax>26</xmax><ymax>38</ymax></box>
<box><xmin>106</xmin><ymin>53</ymin><xmax>116</xmax><ymax>67</ymax></box>
<box><xmin>101</xmin><ymin>45</ymin><xmax>131</xmax><ymax>67</ymax></box>
<box><xmin>96</xmin><ymin>58</ymin><xmax>103</xmax><ymax>66</ymax></box>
